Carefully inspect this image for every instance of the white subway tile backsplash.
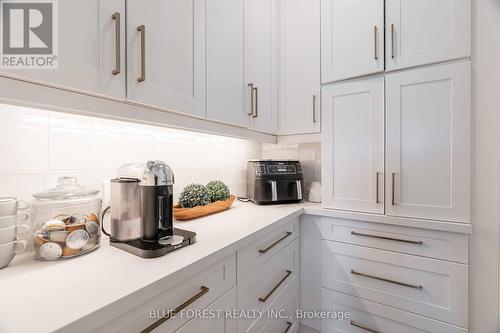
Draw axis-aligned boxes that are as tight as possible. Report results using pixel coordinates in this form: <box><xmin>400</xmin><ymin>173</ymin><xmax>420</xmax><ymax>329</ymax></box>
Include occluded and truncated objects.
<box><xmin>0</xmin><ymin>104</ymin><xmax>260</xmax><ymax>201</ymax></box>
<box><xmin>0</xmin><ymin>128</ymin><xmax>49</xmax><ymax>171</ymax></box>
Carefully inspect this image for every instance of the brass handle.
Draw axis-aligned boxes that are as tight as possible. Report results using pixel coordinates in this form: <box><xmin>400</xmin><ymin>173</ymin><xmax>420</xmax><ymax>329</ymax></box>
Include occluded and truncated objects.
<box><xmin>391</xmin><ymin>172</ymin><xmax>396</xmax><ymax>205</ymax></box>
<box><xmin>111</xmin><ymin>12</ymin><xmax>121</xmax><ymax>75</ymax></box>
<box><xmin>312</xmin><ymin>95</ymin><xmax>317</xmax><ymax>123</ymax></box>
<box><xmin>351</xmin><ymin>231</ymin><xmax>423</xmax><ymax>245</ymax></box>
<box><xmin>252</xmin><ymin>87</ymin><xmax>258</xmax><ymax>118</ymax></box>
<box><xmin>374</xmin><ymin>26</ymin><xmax>378</xmax><ymax>60</ymax></box>
<box><xmin>283</xmin><ymin>321</ymin><xmax>293</xmax><ymax>333</ymax></box>
<box><xmin>391</xmin><ymin>24</ymin><xmax>395</xmax><ymax>59</ymax></box>
<box><xmin>140</xmin><ymin>286</ymin><xmax>209</xmax><ymax>333</ymax></box>
<box><xmin>248</xmin><ymin>83</ymin><xmax>254</xmax><ymax>115</ymax></box>
<box><xmin>375</xmin><ymin>172</ymin><xmax>380</xmax><ymax>204</ymax></box>
<box><xmin>259</xmin><ymin>231</ymin><xmax>292</xmax><ymax>254</ymax></box>
<box><xmin>258</xmin><ymin>270</ymin><xmax>292</xmax><ymax>303</ymax></box>
<box><xmin>351</xmin><ymin>320</ymin><xmax>382</xmax><ymax>333</ymax></box>
<box><xmin>137</xmin><ymin>25</ymin><xmax>146</xmax><ymax>82</ymax></box>
<box><xmin>351</xmin><ymin>269</ymin><xmax>423</xmax><ymax>290</ymax></box>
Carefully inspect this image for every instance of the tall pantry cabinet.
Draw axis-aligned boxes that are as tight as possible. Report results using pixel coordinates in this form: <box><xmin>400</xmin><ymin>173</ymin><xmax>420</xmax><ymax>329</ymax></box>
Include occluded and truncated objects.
<box><xmin>321</xmin><ymin>0</ymin><xmax>471</xmax><ymax>223</ymax></box>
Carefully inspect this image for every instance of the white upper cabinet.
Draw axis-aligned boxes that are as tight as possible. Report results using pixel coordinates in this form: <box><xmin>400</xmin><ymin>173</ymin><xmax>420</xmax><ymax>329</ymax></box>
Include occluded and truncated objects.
<box><xmin>322</xmin><ymin>77</ymin><xmax>385</xmax><ymax>214</ymax></box>
<box><xmin>126</xmin><ymin>0</ymin><xmax>205</xmax><ymax>118</ymax></box>
<box><xmin>386</xmin><ymin>61</ymin><xmax>471</xmax><ymax>223</ymax></box>
<box><xmin>206</xmin><ymin>0</ymin><xmax>247</xmax><ymax>127</ymax></box>
<box><xmin>277</xmin><ymin>0</ymin><xmax>320</xmax><ymax>135</ymax></box>
<box><xmin>0</xmin><ymin>0</ymin><xmax>126</xmax><ymax>98</ymax></box>
<box><xmin>385</xmin><ymin>0</ymin><xmax>471</xmax><ymax>71</ymax></box>
<box><xmin>245</xmin><ymin>0</ymin><xmax>279</xmax><ymax>134</ymax></box>
<box><xmin>321</xmin><ymin>0</ymin><xmax>384</xmax><ymax>83</ymax></box>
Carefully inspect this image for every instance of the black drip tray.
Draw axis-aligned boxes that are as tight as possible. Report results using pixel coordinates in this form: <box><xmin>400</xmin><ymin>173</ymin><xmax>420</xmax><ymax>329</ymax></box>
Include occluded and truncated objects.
<box><xmin>110</xmin><ymin>228</ymin><xmax>196</xmax><ymax>258</ymax></box>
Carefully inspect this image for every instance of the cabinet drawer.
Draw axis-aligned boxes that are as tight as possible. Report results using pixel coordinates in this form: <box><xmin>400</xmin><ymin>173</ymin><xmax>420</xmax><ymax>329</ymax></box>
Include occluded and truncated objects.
<box><xmin>238</xmin><ymin>239</ymin><xmax>299</xmax><ymax>332</ymax></box>
<box><xmin>238</xmin><ymin>218</ymin><xmax>299</xmax><ymax>281</ymax></box>
<box><xmin>248</xmin><ymin>280</ymin><xmax>299</xmax><ymax>333</ymax></box>
<box><xmin>94</xmin><ymin>254</ymin><xmax>236</xmax><ymax>333</ymax></box>
<box><xmin>322</xmin><ymin>289</ymin><xmax>467</xmax><ymax>333</ymax></box>
<box><xmin>321</xmin><ymin>217</ymin><xmax>469</xmax><ymax>263</ymax></box>
<box><xmin>173</xmin><ymin>287</ymin><xmax>237</xmax><ymax>333</ymax></box>
<box><xmin>321</xmin><ymin>241</ymin><xmax>468</xmax><ymax>327</ymax></box>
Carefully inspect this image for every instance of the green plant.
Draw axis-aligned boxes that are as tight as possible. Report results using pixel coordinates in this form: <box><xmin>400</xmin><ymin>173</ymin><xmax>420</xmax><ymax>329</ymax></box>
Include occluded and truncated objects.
<box><xmin>206</xmin><ymin>180</ymin><xmax>230</xmax><ymax>202</ymax></box>
<box><xmin>179</xmin><ymin>184</ymin><xmax>210</xmax><ymax>208</ymax></box>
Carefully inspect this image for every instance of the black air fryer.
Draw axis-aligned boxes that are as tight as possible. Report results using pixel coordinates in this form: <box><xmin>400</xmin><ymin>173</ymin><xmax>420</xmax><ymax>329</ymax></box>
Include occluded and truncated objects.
<box><xmin>246</xmin><ymin>160</ymin><xmax>304</xmax><ymax>205</ymax></box>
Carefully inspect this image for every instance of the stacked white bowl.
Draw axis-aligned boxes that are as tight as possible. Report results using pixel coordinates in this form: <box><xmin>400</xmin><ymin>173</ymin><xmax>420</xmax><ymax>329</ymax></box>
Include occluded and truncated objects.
<box><xmin>0</xmin><ymin>197</ymin><xmax>30</xmax><ymax>269</ymax></box>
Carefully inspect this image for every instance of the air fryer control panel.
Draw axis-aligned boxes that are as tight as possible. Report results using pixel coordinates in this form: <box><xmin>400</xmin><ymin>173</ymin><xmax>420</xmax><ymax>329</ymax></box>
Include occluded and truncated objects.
<box><xmin>253</xmin><ymin>161</ymin><xmax>302</xmax><ymax>176</ymax></box>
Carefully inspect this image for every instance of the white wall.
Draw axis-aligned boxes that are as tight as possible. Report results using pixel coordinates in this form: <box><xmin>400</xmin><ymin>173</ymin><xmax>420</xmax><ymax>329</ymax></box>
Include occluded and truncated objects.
<box><xmin>0</xmin><ymin>104</ymin><xmax>261</xmax><ymax>203</ymax></box>
<box><xmin>470</xmin><ymin>0</ymin><xmax>500</xmax><ymax>331</ymax></box>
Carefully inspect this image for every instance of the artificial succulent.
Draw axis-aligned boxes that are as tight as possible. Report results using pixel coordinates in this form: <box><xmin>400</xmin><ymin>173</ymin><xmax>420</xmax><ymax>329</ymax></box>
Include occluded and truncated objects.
<box><xmin>179</xmin><ymin>183</ymin><xmax>210</xmax><ymax>208</ymax></box>
<box><xmin>206</xmin><ymin>180</ymin><xmax>230</xmax><ymax>202</ymax></box>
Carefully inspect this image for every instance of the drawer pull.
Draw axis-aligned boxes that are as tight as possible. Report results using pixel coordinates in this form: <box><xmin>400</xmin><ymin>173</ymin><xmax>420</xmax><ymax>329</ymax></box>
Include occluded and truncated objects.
<box><xmin>140</xmin><ymin>286</ymin><xmax>209</xmax><ymax>333</ymax></box>
<box><xmin>258</xmin><ymin>270</ymin><xmax>292</xmax><ymax>303</ymax></box>
<box><xmin>350</xmin><ymin>231</ymin><xmax>423</xmax><ymax>245</ymax></box>
<box><xmin>111</xmin><ymin>12</ymin><xmax>121</xmax><ymax>75</ymax></box>
<box><xmin>351</xmin><ymin>320</ymin><xmax>382</xmax><ymax>333</ymax></box>
<box><xmin>283</xmin><ymin>321</ymin><xmax>293</xmax><ymax>333</ymax></box>
<box><xmin>137</xmin><ymin>25</ymin><xmax>146</xmax><ymax>82</ymax></box>
<box><xmin>259</xmin><ymin>232</ymin><xmax>293</xmax><ymax>254</ymax></box>
<box><xmin>351</xmin><ymin>269</ymin><xmax>423</xmax><ymax>290</ymax></box>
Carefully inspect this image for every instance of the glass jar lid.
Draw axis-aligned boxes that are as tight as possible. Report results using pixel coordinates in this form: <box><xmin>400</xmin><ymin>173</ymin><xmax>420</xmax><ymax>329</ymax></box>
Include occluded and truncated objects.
<box><xmin>33</xmin><ymin>176</ymin><xmax>100</xmax><ymax>200</ymax></box>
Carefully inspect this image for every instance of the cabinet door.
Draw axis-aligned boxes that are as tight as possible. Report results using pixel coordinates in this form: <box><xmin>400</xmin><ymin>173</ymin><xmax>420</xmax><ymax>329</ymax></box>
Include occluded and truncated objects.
<box><xmin>322</xmin><ymin>77</ymin><xmax>384</xmax><ymax>214</ymax></box>
<box><xmin>127</xmin><ymin>0</ymin><xmax>205</xmax><ymax>118</ymax></box>
<box><xmin>0</xmin><ymin>0</ymin><xmax>126</xmax><ymax>98</ymax></box>
<box><xmin>245</xmin><ymin>0</ymin><xmax>279</xmax><ymax>134</ymax></box>
<box><xmin>170</xmin><ymin>288</ymin><xmax>237</xmax><ymax>333</ymax></box>
<box><xmin>277</xmin><ymin>0</ymin><xmax>320</xmax><ymax>135</ymax></box>
<box><xmin>321</xmin><ymin>0</ymin><xmax>384</xmax><ymax>83</ymax></box>
<box><xmin>386</xmin><ymin>0</ymin><xmax>471</xmax><ymax>71</ymax></box>
<box><xmin>386</xmin><ymin>61</ymin><xmax>471</xmax><ymax>222</ymax></box>
<box><xmin>206</xmin><ymin>0</ymin><xmax>247</xmax><ymax>127</ymax></box>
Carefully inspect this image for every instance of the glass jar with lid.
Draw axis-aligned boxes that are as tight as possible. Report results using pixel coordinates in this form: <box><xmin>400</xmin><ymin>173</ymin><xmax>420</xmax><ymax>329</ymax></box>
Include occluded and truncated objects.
<box><xmin>32</xmin><ymin>177</ymin><xmax>101</xmax><ymax>260</ymax></box>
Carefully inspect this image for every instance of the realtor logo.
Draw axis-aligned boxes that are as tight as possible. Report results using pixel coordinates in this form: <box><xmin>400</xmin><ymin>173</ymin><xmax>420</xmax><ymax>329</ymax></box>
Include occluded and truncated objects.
<box><xmin>0</xmin><ymin>0</ymin><xmax>58</xmax><ymax>68</ymax></box>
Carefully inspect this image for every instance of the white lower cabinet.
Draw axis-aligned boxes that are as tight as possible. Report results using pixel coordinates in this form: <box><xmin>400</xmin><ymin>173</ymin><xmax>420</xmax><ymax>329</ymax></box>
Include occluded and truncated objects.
<box><xmin>321</xmin><ymin>241</ymin><xmax>468</xmax><ymax>327</ymax></box>
<box><xmin>173</xmin><ymin>287</ymin><xmax>237</xmax><ymax>333</ymax></box>
<box><xmin>93</xmin><ymin>254</ymin><xmax>236</xmax><ymax>333</ymax></box>
<box><xmin>322</xmin><ymin>289</ymin><xmax>467</xmax><ymax>333</ymax></box>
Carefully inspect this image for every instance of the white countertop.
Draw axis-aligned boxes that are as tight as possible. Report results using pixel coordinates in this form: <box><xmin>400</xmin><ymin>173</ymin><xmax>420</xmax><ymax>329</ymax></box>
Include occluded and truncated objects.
<box><xmin>0</xmin><ymin>201</ymin><xmax>471</xmax><ymax>333</ymax></box>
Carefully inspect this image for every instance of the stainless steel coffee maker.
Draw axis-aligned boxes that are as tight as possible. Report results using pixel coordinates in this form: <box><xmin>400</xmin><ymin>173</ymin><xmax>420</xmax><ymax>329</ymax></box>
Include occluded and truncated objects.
<box><xmin>103</xmin><ymin>161</ymin><xmax>196</xmax><ymax>258</ymax></box>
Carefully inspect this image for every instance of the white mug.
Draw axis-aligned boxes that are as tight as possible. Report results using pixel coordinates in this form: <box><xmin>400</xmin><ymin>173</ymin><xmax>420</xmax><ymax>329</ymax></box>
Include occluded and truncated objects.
<box><xmin>0</xmin><ymin>213</ymin><xmax>29</xmax><ymax>226</ymax></box>
<box><xmin>0</xmin><ymin>197</ymin><xmax>30</xmax><ymax>217</ymax></box>
<box><xmin>0</xmin><ymin>239</ymin><xmax>27</xmax><ymax>269</ymax></box>
<box><xmin>0</xmin><ymin>224</ymin><xmax>30</xmax><ymax>245</ymax></box>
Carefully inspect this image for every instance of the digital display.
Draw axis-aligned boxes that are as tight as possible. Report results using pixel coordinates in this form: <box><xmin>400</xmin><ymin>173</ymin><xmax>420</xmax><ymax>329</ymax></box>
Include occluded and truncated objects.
<box><xmin>266</xmin><ymin>165</ymin><xmax>297</xmax><ymax>175</ymax></box>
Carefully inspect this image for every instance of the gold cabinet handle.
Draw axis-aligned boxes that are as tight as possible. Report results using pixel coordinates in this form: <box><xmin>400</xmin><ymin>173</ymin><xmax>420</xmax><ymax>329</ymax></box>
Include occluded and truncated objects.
<box><xmin>373</xmin><ymin>25</ymin><xmax>378</xmax><ymax>60</ymax></box>
<box><xmin>283</xmin><ymin>321</ymin><xmax>293</xmax><ymax>333</ymax></box>
<box><xmin>258</xmin><ymin>270</ymin><xmax>292</xmax><ymax>303</ymax></box>
<box><xmin>351</xmin><ymin>320</ymin><xmax>382</xmax><ymax>333</ymax></box>
<box><xmin>137</xmin><ymin>25</ymin><xmax>146</xmax><ymax>82</ymax></box>
<box><xmin>312</xmin><ymin>94</ymin><xmax>317</xmax><ymax>123</ymax></box>
<box><xmin>111</xmin><ymin>12</ymin><xmax>121</xmax><ymax>75</ymax></box>
<box><xmin>351</xmin><ymin>231</ymin><xmax>423</xmax><ymax>245</ymax></box>
<box><xmin>259</xmin><ymin>231</ymin><xmax>292</xmax><ymax>254</ymax></box>
<box><xmin>252</xmin><ymin>87</ymin><xmax>258</xmax><ymax>118</ymax></box>
<box><xmin>391</xmin><ymin>24</ymin><xmax>395</xmax><ymax>59</ymax></box>
<box><xmin>391</xmin><ymin>172</ymin><xmax>396</xmax><ymax>205</ymax></box>
<box><xmin>351</xmin><ymin>269</ymin><xmax>423</xmax><ymax>290</ymax></box>
<box><xmin>248</xmin><ymin>83</ymin><xmax>254</xmax><ymax>115</ymax></box>
<box><xmin>140</xmin><ymin>286</ymin><xmax>209</xmax><ymax>333</ymax></box>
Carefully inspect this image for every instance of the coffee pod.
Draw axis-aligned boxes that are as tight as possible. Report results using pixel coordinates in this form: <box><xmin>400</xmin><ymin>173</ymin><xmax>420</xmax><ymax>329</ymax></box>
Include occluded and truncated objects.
<box><xmin>62</xmin><ymin>247</ymin><xmax>80</xmax><ymax>257</ymax></box>
<box><xmin>67</xmin><ymin>214</ymin><xmax>86</xmax><ymax>225</ymax></box>
<box><xmin>65</xmin><ymin>223</ymin><xmax>86</xmax><ymax>232</ymax></box>
<box><xmin>49</xmin><ymin>231</ymin><xmax>69</xmax><ymax>243</ymax></box>
<box><xmin>86</xmin><ymin>213</ymin><xmax>99</xmax><ymax>224</ymax></box>
<box><xmin>41</xmin><ymin>219</ymin><xmax>66</xmax><ymax>231</ymax></box>
<box><xmin>85</xmin><ymin>220</ymin><xmax>99</xmax><ymax>236</ymax></box>
<box><xmin>39</xmin><ymin>242</ymin><xmax>62</xmax><ymax>260</ymax></box>
<box><xmin>66</xmin><ymin>229</ymin><xmax>89</xmax><ymax>249</ymax></box>
<box><xmin>34</xmin><ymin>235</ymin><xmax>49</xmax><ymax>246</ymax></box>
<box><xmin>54</xmin><ymin>214</ymin><xmax>70</xmax><ymax>223</ymax></box>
